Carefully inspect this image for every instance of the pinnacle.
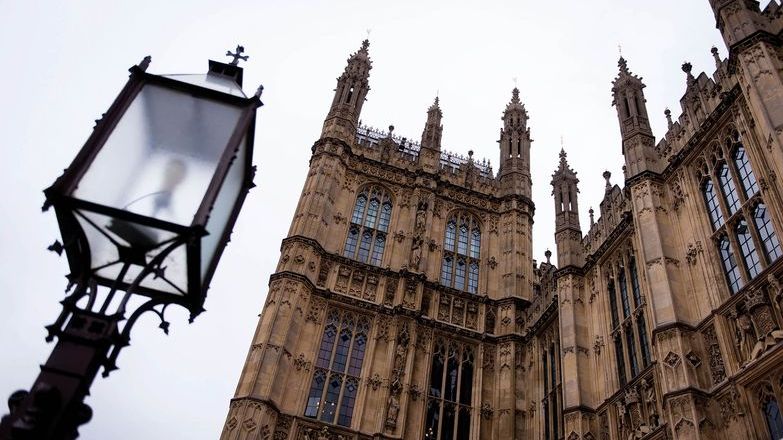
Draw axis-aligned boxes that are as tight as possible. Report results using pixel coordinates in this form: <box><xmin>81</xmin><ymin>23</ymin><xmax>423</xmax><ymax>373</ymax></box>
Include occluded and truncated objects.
<box><xmin>360</xmin><ymin>39</ymin><xmax>370</xmax><ymax>53</ymax></box>
<box><xmin>428</xmin><ymin>96</ymin><xmax>440</xmax><ymax>112</ymax></box>
<box><xmin>618</xmin><ymin>56</ymin><xmax>629</xmax><ymax>75</ymax></box>
<box><xmin>511</xmin><ymin>87</ymin><xmax>521</xmax><ymax>104</ymax></box>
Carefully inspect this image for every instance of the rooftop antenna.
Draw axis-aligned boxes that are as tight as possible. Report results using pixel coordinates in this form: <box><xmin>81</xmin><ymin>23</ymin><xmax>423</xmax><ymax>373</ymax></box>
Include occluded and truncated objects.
<box><xmin>618</xmin><ymin>44</ymin><xmax>623</xmax><ymax>56</ymax></box>
<box><xmin>513</xmin><ymin>76</ymin><xmax>518</xmax><ymax>87</ymax></box>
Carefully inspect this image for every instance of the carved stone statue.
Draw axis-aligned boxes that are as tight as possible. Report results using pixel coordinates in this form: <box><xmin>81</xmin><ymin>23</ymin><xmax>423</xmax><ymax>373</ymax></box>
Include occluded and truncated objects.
<box><xmin>735</xmin><ymin>311</ymin><xmax>756</xmax><ymax>366</ymax></box>
<box><xmin>385</xmin><ymin>393</ymin><xmax>400</xmax><ymax>428</ymax></box>
<box><xmin>744</xmin><ymin>288</ymin><xmax>783</xmax><ymax>359</ymax></box>
<box><xmin>410</xmin><ymin>236</ymin><xmax>423</xmax><ymax>270</ymax></box>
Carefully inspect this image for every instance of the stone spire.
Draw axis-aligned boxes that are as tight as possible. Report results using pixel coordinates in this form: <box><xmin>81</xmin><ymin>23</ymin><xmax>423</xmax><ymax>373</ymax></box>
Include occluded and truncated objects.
<box><xmin>322</xmin><ymin>40</ymin><xmax>372</xmax><ymax>141</ymax></box>
<box><xmin>420</xmin><ymin>96</ymin><xmax>443</xmax><ymax>150</ymax></box>
<box><xmin>498</xmin><ymin>87</ymin><xmax>532</xmax><ymax>198</ymax></box>
<box><xmin>611</xmin><ymin>56</ymin><xmax>658</xmax><ymax>177</ymax></box>
<box><xmin>551</xmin><ymin>148</ymin><xmax>584</xmax><ymax>268</ymax></box>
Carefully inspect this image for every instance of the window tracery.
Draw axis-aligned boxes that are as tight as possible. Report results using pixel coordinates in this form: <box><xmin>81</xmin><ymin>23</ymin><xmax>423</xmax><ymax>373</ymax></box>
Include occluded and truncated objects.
<box><xmin>441</xmin><ymin>212</ymin><xmax>481</xmax><ymax>293</ymax></box>
<box><xmin>305</xmin><ymin>309</ymin><xmax>371</xmax><ymax>427</ymax></box>
<box><xmin>344</xmin><ymin>185</ymin><xmax>392</xmax><ymax>266</ymax></box>
<box><xmin>425</xmin><ymin>338</ymin><xmax>474</xmax><ymax>440</ymax></box>
<box><xmin>697</xmin><ymin>130</ymin><xmax>780</xmax><ymax>295</ymax></box>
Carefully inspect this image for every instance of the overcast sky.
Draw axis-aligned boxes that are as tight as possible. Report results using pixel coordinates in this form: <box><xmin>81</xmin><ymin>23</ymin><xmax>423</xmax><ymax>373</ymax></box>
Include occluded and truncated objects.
<box><xmin>0</xmin><ymin>1</ymin><xmax>736</xmax><ymax>438</ymax></box>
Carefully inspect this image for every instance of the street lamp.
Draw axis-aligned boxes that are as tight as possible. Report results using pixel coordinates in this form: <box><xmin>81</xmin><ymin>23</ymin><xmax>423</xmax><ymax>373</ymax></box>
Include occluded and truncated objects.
<box><xmin>0</xmin><ymin>47</ymin><xmax>262</xmax><ymax>440</ymax></box>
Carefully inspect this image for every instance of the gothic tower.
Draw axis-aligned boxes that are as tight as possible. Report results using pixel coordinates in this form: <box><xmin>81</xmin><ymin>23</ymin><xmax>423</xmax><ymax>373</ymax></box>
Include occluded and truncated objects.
<box><xmin>221</xmin><ymin>43</ymin><xmax>538</xmax><ymax>440</ymax></box>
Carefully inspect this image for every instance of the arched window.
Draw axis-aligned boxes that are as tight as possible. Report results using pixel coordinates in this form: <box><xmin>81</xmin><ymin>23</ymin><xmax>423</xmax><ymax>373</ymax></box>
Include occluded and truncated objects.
<box><xmin>732</xmin><ymin>144</ymin><xmax>759</xmax><ymax>197</ymax></box>
<box><xmin>637</xmin><ymin>315</ymin><xmax>651</xmax><ymax>367</ymax></box>
<box><xmin>764</xmin><ymin>397</ymin><xmax>783</xmax><ymax>440</ymax></box>
<box><xmin>736</xmin><ymin>219</ymin><xmax>762</xmax><ymax>278</ymax></box>
<box><xmin>344</xmin><ymin>185</ymin><xmax>392</xmax><ymax>266</ymax></box>
<box><xmin>614</xmin><ymin>336</ymin><xmax>627</xmax><ymax>386</ymax></box>
<box><xmin>425</xmin><ymin>340</ymin><xmax>474</xmax><ymax>440</ymax></box>
<box><xmin>607</xmin><ymin>278</ymin><xmax>620</xmax><ymax>329</ymax></box>
<box><xmin>441</xmin><ymin>213</ymin><xmax>481</xmax><ymax>293</ymax></box>
<box><xmin>629</xmin><ymin>256</ymin><xmax>642</xmax><ymax>308</ymax></box>
<box><xmin>703</xmin><ymin>178</ymin><xmax>724</xmax><ymax>230</ymax></box>
<box><xmin>618</xmin><ymin>264</ymin><xmax>631</xmax><ymax>319</ymax></box>
<box><xmin>718</xmin><ymin>235</ymin><xmax>743</xmax><ymax>294</ymax></box>
<box><xmin>305</xmin><ymin>310</ymin><xmax>370</xmax><ymax>427</ymax></box>
<box><xmin>717</xmin><ymin>163</ymin><xmax>741</xmax><ymax>214</ymax></box>
<box><xmin>754</xmin><ymin>203</ymin><xmax>782</xmax><ymax>262</ymax></box>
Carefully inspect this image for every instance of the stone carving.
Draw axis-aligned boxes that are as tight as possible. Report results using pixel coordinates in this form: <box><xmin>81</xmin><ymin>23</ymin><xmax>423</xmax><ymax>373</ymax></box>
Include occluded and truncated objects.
<box><xmin>488</xmin><ymin>256</ymin><xmax>498</xmax><ymax>269</ymax></box>
<box><xmin>685</xmin><ymin>351</ymin><xmax>701</xmax><ymax>368</ymax></box>
<box><xmin>293</xmin><ymin>353</ymin><xmax>311</xmax><ymax>371</ymax></box>
<box><xmin>408</xmin><ymin>383</ymin><xmax>422</xmax><ymax>401</ymax></box>
<box><xmin>744</xmin><ymin>288</ymin><xmax>783</xmax><ymax>360</ymax></box>
<box><xmin>367</xmin><ymin>373</ymin><xmax>383</xmax><ymax>390</ymax></box>
<box><xmin>385</xmin><ymin>322</ymin><xmax>410</xmax><ymax>430</ymax></box>
<box><xmin>316</xmin><ymin>259</ymin><xmax>332</xmax><ymax>287</ymax></box>
<box><xmin>702</xmin><ymin>324</ymin><xmax>726</xmax><ymax>385</ymax></box>
<box><xmin>305</xmin><ymin>297</ymin><xmax>326</xmax><ymax>324</ymax></box>
<box><xmin>685</xmin><ymin>241</ymin><xmax>703</xmax><ymax>266</ymax></box>
<box><xmin>481</xmin><ymin>402</ymin><xmax>494</xmax><ymax>419</ymax></box>
<box><xmin>409</xmin><ymin>201</ymin><xmax>428</xmax><ymax>270</ymax></box>
<box><xmin>384</xmin><ymin>277</ymin><xmax>398</xmax><ymax>306</ymax></box>
<box><xmin>483</xmin><ymin>345</ymin><xmax>496</xmax><ymax>371</ymax></box>
<box><xmin>594</xmin><ymin>336</ymin><xmax>604</xmax><ymax>355</ymax></box>
<box><xmin>403</xmin><ymin>275</ymin><xmax>417</xmax><ymax>308</ymax></box>
<box><xmin>664</xmin><ymin>351</ymin><xmax>681</xmax><ymax>368</ymax></box>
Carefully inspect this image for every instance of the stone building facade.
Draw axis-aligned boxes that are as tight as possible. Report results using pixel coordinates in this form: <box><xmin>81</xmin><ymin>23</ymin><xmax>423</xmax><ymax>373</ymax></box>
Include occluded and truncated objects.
<box><xmin>221</xmin><ymin>1</ymin><xmax>783</xmax><ymax>439</ymax></box>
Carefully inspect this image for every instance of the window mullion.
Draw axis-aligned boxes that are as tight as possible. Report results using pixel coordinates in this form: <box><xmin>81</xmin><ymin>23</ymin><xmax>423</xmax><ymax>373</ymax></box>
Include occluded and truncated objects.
<box><xmin>726</xmin><ymin>222</ymin><xmax>751</xmax><ymax>283</ymax></box>
<box><xmin>745</xmin><ymin>206</ymin><xmax>769</xmax><ymax>266</ymax></box>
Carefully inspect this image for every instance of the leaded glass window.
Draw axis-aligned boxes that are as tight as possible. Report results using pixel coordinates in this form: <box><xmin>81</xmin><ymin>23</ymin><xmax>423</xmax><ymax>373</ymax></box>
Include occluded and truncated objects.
<box><xmin>625</xmin><ymin>327</ymin><xmax>639</xmax><ymax>377</ymax></box>
<box><xmin>344</xmin><ymin>185</ymin><xmax>392</xmax><ymax>266</ymax></box>
<box><xmin>425</xmin><ymin>339</ymin><xmax>474</xmax><ymax>440</ymax></box>
<box><xmin>703</xmin><ymin>179</ymin><xmax>724</xmax><ymax>230</ymax></box>
<box><xmin>765</xmin><ymin>398</ymin><xmax>783</xmax><ymax>440</ymax></box>
<box><xmin>719</xmin><ymin>235</ymin><xmax>743</xmax><ymax>294</ymax></box>
<box><xmin>638</xmin><ymin>314</ymin><xmax>652</xmax><ymax>367</ymax></box>
<box><xmin>718</xmin><ymin>163</ymin><xmax>741</xmax><ymax>215</ymax></box>
<box><xmin>629</xmin><ymin>256</ymin><xmax>642</xmax><ymax>308</ymax></box>
<box><xmin>736</xmin><ymin>219</ymin><xmax>762</xmax><ymax>278</ymax></box>
<box><xmin>441</xmin><ymin>213</ymin><xmax>481</xmax><ymax>293</ymax></box>
<box><xmin>618</xmin><ymin>265</ymin><xmax>631</xmax><ymax>319</ymax></box>
<box><xmin>733</xmin><ymin>145</ymin><xmax>759</xmax><ymax>198</ymax></box>
<box><xmin>305</xmin><ymin>310</ymin><xmax>370</xmax><ymax>427</ymax></box>
<box><xmin>615</xmin><ymin>336</ymin><xmax>627</xmax><ymax>386</ymax></box>
<box><xmin>754</xmin><ymin>203</ymin><xmax>782</xmax><ymax>262</ymax></box>
<box><xmin>608</xmin><ymin>279</ymin><xmax>619</xmax><ymax>329</ymax></box>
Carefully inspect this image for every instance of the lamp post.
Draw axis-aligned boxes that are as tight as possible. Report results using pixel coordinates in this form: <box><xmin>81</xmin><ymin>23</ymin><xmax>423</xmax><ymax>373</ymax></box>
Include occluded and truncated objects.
<box><xmin>0</xmin><ymin>48</ymin><xmax>262</xmax><ymax>440</ymax></box>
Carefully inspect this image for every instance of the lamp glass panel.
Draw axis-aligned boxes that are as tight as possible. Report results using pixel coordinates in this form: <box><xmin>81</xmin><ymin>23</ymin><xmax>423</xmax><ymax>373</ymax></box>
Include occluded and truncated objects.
<box><xmin>201</xmin><ymin>135</ymin><xmax>247</xmax><ymax>279</ymax></box>
<box><xmin>74</xmin><ymin>83</ymin><xmax>243</xmax><ymax>227</ymax></box>
<box><xmin>75</xmin><ymin>210</ymin><xmax>187</xmax><ymax>295</ymax></box>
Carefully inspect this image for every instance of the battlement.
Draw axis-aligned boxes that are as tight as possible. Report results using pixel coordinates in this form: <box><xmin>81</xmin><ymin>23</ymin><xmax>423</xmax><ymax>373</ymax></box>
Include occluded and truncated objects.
<box><xmin>354</xmin><ymin>124</ymin><xmax>496</xmax><ymax>187</ymax></box>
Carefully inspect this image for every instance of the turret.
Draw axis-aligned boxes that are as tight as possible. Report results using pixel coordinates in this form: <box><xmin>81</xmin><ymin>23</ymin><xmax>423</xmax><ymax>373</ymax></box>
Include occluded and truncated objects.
<box><xmin>709</xmin><ymin>0</ymin><xmax>769</xmax><ymax>48</ymax></box>
<box><xmin>611</xmin><ymin>57</ymin><xmax>659</xmax><ymax>178</ymax></box>
<box><xmin>498</xmin><ymin>87</ymin><xmax>532</xmax><ymax>198</ymax></box>
<box><xmin>322</xmin><ymin>40</ymin><xmax>372</xmax><ymax>141</ymax></box>
<box><xmin>417</xmin><ymin>97</ymin><xmax>443</xmax><ymax>172</ymax></box>
<box><xmin>551</xmin><ymin>149</ymin><xmax>584</xmax><ymax>268</ymax></box>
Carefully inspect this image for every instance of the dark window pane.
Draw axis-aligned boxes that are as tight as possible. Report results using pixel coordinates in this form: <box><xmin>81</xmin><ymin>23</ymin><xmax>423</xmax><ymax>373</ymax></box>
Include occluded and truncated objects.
<box><xmin>358</xmin><ymin>230</ymin><xmax>372</xmax><ymax>263</ymax></box>
<box><xmin>626</xmin><ymin>328</ymin><xmax>639</xmax><ymax>377</ymax></box>
<box><xmin>638</xmin><ymin>315</ymin><xmax>651</xmax><ymax>367</ymax></box>
<box><xmin>319</xmin><ymin>374</ymin><xmax>342</xmax><ymax>423</ymax></box>
<box><xmin>629</xmin><ymin>257</ymin><xmax>642</xmax><ymax>308</ymax></box>
<box><xmin>470</xmin><ymin>228</ymin><xmax>481</xmax><ymax>258</ymax></box>
<box><xmin>430</xmin><ymin>343</ymin><xmax>445</xmax><ymax>397</ymax></box>
<box><xmin>351</xmin><ymin>194</ymin><xmax>366</xmax><ymax>224</ymax></box>
<box><xmin>608</xmin><ymin>280</ymin><xmax>619</xmax><ymax>328</ymax></box>
<box><xmin>719</xmin><ymin>236</ymin><xmax>744</xmax><ymax>294</ymax></box>
<box><xmin>736</xmin><ymin>219</ymin><xmax>762</xmax><ymax>278</ymax></box>
<box><xmin>337</xmin><ymin>378</ymin><xmax>358</xmax><ymax>427</ymax></box>
<box><xmin>454</xmin><ymin>258</ymin><xmax>466</xmax><ymax>291</ymax></box>
<box><xmin>619</xmin><ymin>267</ymin><xmax>630</xmax><ymax>318</ymax></box>
<box><xmin>445</xmin><ymin>345</ymin><xmax>459</xmax><ymax>402</ymax></box>
<box><xmin>718</xmin><ymin>163</ymin><xmax>741</xmax><ymax>214</ymax></box>
<box><xmin>365</xmin><ymin>198</ymin><xmax>379</xmax><ymax>228</ymax></box>
<box><xmin>317</xmin><ymin>324</ymin><xmax>337</xmax><ymax>368</ymax></box>
<box><xmin>425</xmin><ymin>400</ymin><xmax>440</xmax><ymax>440</ymax></box>
<box><xmin>615</xmin><ymin>337</ymin><xmax>626</xmax><ymax>386</ymax></box>
<box><xmin>755</xmin><ymin>204</ymin><xmax>782</xmax><ymax>261</ymax></box>
<box><xmin>344</xmin><ymin>225</ymin><xmax>359</xmax><ymax>258</ymax></box>
<box><xmin>445</xmin><ymin>221</ymin><xmax>456</xmax><ymax>252</ymax></box>
<box><xmin>456</xmin><ymin>407</ymin><xmax>471</xmax><ymax>440</ymax></box>
<box><xmin>333</xmin><ymin>325</ymin><xmax>353</xmax><ymax>373</ymax></box>
<box><xmin>371</xmin><ymin>234</ymin><xmax>386</xmax><ymax>266</ymax></box>
<box><xmin>733</xmin><ymin>145</ymin><xmax>759</xmax><ymax>197</ymax></box>
<box><xmin>348</xmin><ymin>333</ymin><xmax>366</xmax><ymax>376</ymax></box>
<box><xmin>468</xmin><ymin>262</ymin><xmax>479</xmax><ymax>294</ymax></box>
<box><xmin>441</xmin><ymin>403</ymin><xmax>456</xmax><ymax>440</ymax></box>
<box><xmin>304</xmin><ymin>369</ymin><xmax>326</xmax><ymax>418</ymax></box>
<box><xmin>458</xmin><ymin>223</ymin><xmax>469</xmax><ymax>255</ymax></box>
<box><xmin>459</xmin><ymin>348</ymin><xmax>474</xmax><ymax>405</ymax></box>
<box><xmin>765</xmin><ymin>399</ymin><xmax>783</xmax><ymax>440</ymax></box>
<box><xmin>703</xmin><ymin>179</ymin><xmax>724</xmax><ymax>230</ymax></box>
<box><xmin>379</xmin><ymin>202</ymin><xmax>392</xmax><ymax>232</ymax></box>
<box><xmin>441</xmin><ymin>255</ymin><xmax>453</xmax><ymax>287</ymax></box>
